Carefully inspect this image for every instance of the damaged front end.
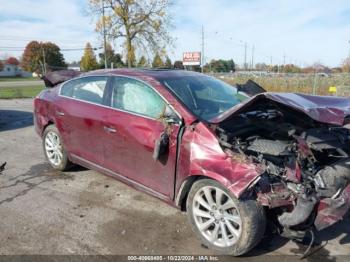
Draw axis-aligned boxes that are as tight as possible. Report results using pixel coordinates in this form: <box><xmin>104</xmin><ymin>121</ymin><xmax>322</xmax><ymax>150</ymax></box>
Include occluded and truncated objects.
<box><xmin>212</xmin><ymin>94</ymin><xmax>350</xmax><ymax>240</ymax></box>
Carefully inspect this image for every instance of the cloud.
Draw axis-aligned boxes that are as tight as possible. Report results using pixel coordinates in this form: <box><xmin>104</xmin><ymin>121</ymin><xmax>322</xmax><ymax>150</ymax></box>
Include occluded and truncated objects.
<box><xmin>0</xmin><ymin>0</ymin><xmax>349</xmax><ymax>66</ymax></box>
<box><xmin>171</xmin><ymin>0</ymin><xmax>350</xmax><ymax>67</ymax></box>
<box><xmin>0</xmin><ymin>0</ymin><xmax>99</xmax><ymax>61</ymax></box>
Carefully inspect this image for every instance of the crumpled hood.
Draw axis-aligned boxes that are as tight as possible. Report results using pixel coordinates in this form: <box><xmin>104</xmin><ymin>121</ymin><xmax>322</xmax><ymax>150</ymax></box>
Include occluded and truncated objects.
<box><xmin>211</xmin><ymin>92</ymin><xmax>350</xmax><ymax>126</ymax></box>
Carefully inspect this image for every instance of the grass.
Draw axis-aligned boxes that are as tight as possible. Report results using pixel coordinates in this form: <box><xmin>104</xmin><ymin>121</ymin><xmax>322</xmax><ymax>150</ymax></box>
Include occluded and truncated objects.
<box><xmin>0</xmin><ymin>76</ymin><xmax>39</xmax><ymax>82</ymax></box>
<box><xmin>1</xmin><ymin>73</ymin><xmax>350</xmax><ymax>99</ymax></box>
<box><xmin>0</xmin><ymin>85</ymin><xmax>44</xmax><ymax>99</ymax></box>
<box><xmin>217</xmin><ymin>73</ymin><xmax>350</xmax><ymax>96</ymax></box>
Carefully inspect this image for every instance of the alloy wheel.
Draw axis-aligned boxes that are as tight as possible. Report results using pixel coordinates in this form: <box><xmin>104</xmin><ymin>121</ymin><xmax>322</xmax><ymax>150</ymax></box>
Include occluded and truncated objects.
<box><xmin>44</xmin><ymin>131</ymin><xmax>63</xmax><ymax>166</ymax></box>
<box><xmin>192</xmin><ymin>186</ymin><xmax>242</xmax><ymax>247</ymax></box>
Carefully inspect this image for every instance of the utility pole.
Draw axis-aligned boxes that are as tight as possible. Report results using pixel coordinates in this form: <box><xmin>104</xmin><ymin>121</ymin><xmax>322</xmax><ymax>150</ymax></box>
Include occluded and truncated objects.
<box><xmin>102</xmin><ymin>0</ymin><xmax>108</xmax><ymax>69</ymax></box>
<box><xmin>251</xmin><ymin>45</ymin><xmax>255</xmax><ymax>70</ymax></box>
<box><xmin>244</xmin><ymin>43</ymin><xmax>247</xmax><ymax>70</ymax></box>
<box><xmin>201</xmin><ymin>25</ymin><xmax>204</xmax><ymax>73</ymax></box>
<box><xmin>313</xmin><ymin>67</ymin><xmax>318</xmax><ymax>95</ymax></box>
<box><xmin>41</xmin><ymin>47</ymin><xmax>46</xmax><ymax>75</ymax></box>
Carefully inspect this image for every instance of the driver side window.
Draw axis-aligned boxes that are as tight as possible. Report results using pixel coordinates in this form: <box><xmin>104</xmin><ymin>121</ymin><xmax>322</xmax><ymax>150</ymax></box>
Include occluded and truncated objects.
<box><xmin>111</xmin><ymin>77</ymin><xmax>166</xmax><ymax>119</ymax></box>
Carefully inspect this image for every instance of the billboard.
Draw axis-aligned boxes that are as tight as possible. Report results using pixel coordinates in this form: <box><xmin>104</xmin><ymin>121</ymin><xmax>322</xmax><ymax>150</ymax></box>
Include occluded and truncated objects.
<box><xmin>183</xmin><ymin>52</ymin><xmax>201</xmax><ymax>66</ymax></box>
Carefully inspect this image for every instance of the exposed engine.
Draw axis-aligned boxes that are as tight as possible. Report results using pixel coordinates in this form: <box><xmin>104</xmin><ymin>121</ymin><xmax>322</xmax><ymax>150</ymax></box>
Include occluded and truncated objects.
<box><xmin>214</xmin><ymin>100</ymin><xmax>350</xmax><ymax>238</ymax></box>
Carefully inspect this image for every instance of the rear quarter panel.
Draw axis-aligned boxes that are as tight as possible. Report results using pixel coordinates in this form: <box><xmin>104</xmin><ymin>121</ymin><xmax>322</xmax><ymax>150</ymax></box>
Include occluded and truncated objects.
<box><xmin>34</xmin><ymin>87</ymin><xmax>60</xmax><ymax>136</ymax></box>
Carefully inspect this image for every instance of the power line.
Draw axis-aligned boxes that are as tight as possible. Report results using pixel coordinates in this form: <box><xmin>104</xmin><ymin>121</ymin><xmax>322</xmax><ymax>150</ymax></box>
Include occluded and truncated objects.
<box><xmin>0</xmin><ymin>46</ymin><xmax>102</xmax><ymax>52</ymax></box>
<box><xmin>0</xmin><ymin>35</ymin><xmax>97</xmax><ymax>43</ymax></box>
<box><xmin>199</xmin><ymin>29</ymin><xmax>309</xmax><ymax>67</ymax></box>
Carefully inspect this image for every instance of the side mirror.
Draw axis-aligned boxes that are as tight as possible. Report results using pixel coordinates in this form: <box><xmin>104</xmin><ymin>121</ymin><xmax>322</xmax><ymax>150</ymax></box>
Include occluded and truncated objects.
<box><xmin>153</xmin><ymin>132</ymin><xmax>169</xmax><ymax>161</ymax></box>
<box><xmin>153</xmin><ymin>105</ymin><xmax>181</xmax><ymax>162</ymax></box>
<box><xmin>163</xmin><ymin>105</ymin><xmax>180</xmax><ymax>124</ymax></box>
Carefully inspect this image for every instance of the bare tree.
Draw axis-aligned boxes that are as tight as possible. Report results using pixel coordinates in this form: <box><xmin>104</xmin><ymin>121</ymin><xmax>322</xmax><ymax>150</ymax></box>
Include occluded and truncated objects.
<box><xmin>90</xmin><ymin>0</ymin><xmax>173</xmax><ymax>68</ymax></box>
<box><xmin>342</xmin><ymin>57</ymin><xmax>350</xmax><ymax>73</ymax></box>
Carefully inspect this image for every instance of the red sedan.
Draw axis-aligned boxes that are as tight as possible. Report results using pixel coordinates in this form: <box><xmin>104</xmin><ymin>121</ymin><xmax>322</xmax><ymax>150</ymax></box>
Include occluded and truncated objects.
<box><xmin>34</xmin><ymin>69</ymin><xmax>350</xmax><ymax>256</ymax></box>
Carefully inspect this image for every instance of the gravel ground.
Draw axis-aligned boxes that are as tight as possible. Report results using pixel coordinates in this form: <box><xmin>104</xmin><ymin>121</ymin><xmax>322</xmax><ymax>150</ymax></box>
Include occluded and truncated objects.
<box><xmin>0</xmin><ymin>99</ymin><xmax>349</xmax><ymax>261</ymax></box>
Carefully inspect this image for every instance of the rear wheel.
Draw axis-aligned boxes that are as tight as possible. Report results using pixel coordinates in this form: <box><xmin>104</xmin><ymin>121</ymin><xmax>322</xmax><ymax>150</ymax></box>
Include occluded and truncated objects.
<box><xmin>186</xmin><ymin>179</ymin><xmax>266</xmax><ymax>256</ymax></box>
<box><xmin>43</xmin><ymin>125</ymin><xmax>72</xmax><ymax>171</ymax></box>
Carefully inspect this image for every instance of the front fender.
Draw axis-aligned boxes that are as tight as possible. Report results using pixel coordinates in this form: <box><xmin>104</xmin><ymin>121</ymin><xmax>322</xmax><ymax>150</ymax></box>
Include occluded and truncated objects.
<box><xmin>175</xmin><ymin>122</ymin><xmax>261</xmax><ymax>199</ymax></box>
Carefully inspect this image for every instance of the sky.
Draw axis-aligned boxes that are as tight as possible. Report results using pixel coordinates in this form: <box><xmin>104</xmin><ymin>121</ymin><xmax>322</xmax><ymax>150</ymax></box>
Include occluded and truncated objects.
<box><xmin>0</xmin><ymin>0</ymin><xmax>349</xmax><ymax>67</ymax></box>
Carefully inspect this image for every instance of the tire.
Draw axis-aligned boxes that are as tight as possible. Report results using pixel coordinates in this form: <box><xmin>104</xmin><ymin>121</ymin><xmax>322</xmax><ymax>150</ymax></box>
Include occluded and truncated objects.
<box><xmin>42</xmin><ymin>125</ymin><xmax>73</xmax><ymax>171</ymax></box>
<box><xmin>186</xmin><ymin>179</ymin><xmax>266</xmax><ymax>256</ymax></box>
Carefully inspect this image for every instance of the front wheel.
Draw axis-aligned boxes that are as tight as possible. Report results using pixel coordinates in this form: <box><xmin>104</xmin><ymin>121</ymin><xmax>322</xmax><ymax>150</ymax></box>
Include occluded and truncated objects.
<box><xmin>42</xmin><ymin>125</ymin><xmax>72</xmax><ymax>171</ymax></box>
<box><xmin>186</xmin><ymin>179</ymin><xmax>266</xmax><ymax>256</ymax></box>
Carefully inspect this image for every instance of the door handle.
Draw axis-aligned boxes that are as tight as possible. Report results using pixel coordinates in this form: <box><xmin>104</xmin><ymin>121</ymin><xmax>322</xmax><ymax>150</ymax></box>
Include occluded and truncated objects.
<box><xmin>56</xmin><ymin>111</ymin><xmax>65</xmax><ymax>116</ymax></box>
<box><xmin>103</xmin><ymin>126</ymin><xmax>117</xmax><ymax>133</ymax></box>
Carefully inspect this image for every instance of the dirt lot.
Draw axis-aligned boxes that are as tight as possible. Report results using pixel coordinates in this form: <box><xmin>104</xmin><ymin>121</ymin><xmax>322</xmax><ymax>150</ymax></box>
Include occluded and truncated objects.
<box><xmin>0</xmin><ymin>99</ymin><xmax>349</xmax><ymax>260</ymax></box>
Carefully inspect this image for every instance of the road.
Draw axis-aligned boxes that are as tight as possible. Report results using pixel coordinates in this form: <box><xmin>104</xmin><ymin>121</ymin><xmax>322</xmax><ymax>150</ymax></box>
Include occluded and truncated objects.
<box><xmin>0</xmin><ymin>80</ymin><xmax>43</xmax><ymax>88</ymax></box>
<box><xmin>0</xmin><ymin>99</ymin><xmax>349</xmax><ymax>261</ymax></box>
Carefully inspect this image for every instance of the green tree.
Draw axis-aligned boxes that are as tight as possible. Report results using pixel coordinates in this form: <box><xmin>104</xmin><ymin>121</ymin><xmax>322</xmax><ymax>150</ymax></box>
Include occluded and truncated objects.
<box><xmin>152</xmin><ymin>53</ymin><xmax>164</xmax><ymax>68</ymax></box>
<box><xmin>112</xmin><ymin>53</ymin><xmax>125</xmax><ymax>68</ymax></box>
<box><xmin>283</xmin><ymin>64</ymin><xmax>301</xmax><ymax>73</ymax></box>
<box><xmin>255</xmin><ymin>63</ymin><xmax>268</xmax><ymax>71</ymax></box>
<box><xmin>165</xmin><ymin>56</ymin><xmax>172</xmax><ymax>68</ymax></box>
<box><xmin>21</xmin><ymin>41</ymin><xmax>67</xmax><ymax>74</ymax></box>
<box><xmin>226</xmin><ymin>59</ymin><xmax>235</xmax><ymax>72</ymax></box>
<box><xmin>174</xmin><ymin>60</ymin><xmax>184</xmax><ymax>69</ymax></box>
<box><xmin>98</xmin><ymin>43</ymin><xmax>125</xmax><ymax>68</ymax></box>
<box><xmin>43</xmin><ymin>42</ymin><xmax>67</xmax><ymax>71</ymax></box>
<box><xmin>137</xmin><ymin>56</ymin><xmax>148</xmax><ymax>67</ymax></box>
<box><xmin>271</xmin><ymin>65</ymin><xmax>277</xmax><ymax>72</ymax></box>
<box><xmin>80</xmin><ymin>43</ymin><xmax>99</xmax><ymax>71</ymax></box>
<box><xmin>207</xmin><ymin>59</ymin><xmax>235</xmax><ymax>73</ymax></box>
<box><xmin>90</xmin><ymin>0</ymin><xmax>173</xmax><ymax>68</ymax></box>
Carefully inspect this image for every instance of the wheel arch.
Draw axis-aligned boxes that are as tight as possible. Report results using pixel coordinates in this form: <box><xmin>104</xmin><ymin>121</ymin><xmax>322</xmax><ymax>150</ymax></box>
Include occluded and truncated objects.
<box><xmin>176</xmin><ymin>174</ymin><xmax>230</xmax><ymax>211</ymax></box>
<box><xmin>41</xmin><ymin>120</ymin><xmax>55</xmax><ymax>135</ymax></box>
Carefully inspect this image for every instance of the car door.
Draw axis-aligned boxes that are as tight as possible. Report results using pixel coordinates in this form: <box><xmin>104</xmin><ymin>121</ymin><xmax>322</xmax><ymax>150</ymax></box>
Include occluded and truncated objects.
<box><xmin>54</xmin><ymin>76</ymin><xmax>110</xmax><ymax>166</ymax></box>
<box><xmin>102</xmin><ymin>76</ymin><xmax>181</xmax><ymax>198</ymax></box>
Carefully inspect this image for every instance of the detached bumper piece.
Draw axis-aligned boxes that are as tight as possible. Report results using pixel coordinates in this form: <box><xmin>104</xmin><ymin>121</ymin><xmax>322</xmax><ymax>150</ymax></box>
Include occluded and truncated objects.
<box><xmin>314</xmin><ymin>184</ymin><xmax>350</xmax><ymax>231</ymax></box>
<box><xmin>0</xmin><ymin>162</ymin><xmax>6</xmax><ymax>175</ymax></box>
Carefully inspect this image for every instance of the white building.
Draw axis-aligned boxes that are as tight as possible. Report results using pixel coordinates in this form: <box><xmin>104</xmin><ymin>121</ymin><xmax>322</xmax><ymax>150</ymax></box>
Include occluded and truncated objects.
<box><xmin>0</xmin><ymin>63</ymin><xmax>32</xmax><ymax>77</ymax></box>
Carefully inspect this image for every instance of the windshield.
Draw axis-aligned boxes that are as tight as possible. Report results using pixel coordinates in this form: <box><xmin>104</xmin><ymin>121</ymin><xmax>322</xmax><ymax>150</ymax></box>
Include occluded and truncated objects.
<box><xmin>160</xmin><ymin>75</ymin><xmax>248</xmax><ymax>121</ymax></box>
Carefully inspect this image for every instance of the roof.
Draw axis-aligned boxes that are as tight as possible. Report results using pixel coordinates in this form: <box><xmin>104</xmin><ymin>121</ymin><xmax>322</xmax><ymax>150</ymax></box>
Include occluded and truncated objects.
<box><xmin>82</xmin><ymin>68</ymin><xmax>203</xmax><ymax>79</ymax></box>
<box><xmin>43</xmin><ymin>68</ymin><xmax>204</xmax><ymax>87</ymax></box>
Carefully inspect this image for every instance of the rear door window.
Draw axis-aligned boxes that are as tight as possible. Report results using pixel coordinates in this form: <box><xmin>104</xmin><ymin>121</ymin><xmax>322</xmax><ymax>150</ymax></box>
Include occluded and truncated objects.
<box><xmin>110</xmin><ymin>77</ymin><xmax>166</xmax><ymax>119</ymax></box>
<box><xmin>60</xmin><ymin>76</ymin><xmax>108</xmax><ymax>105</ymax></box>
